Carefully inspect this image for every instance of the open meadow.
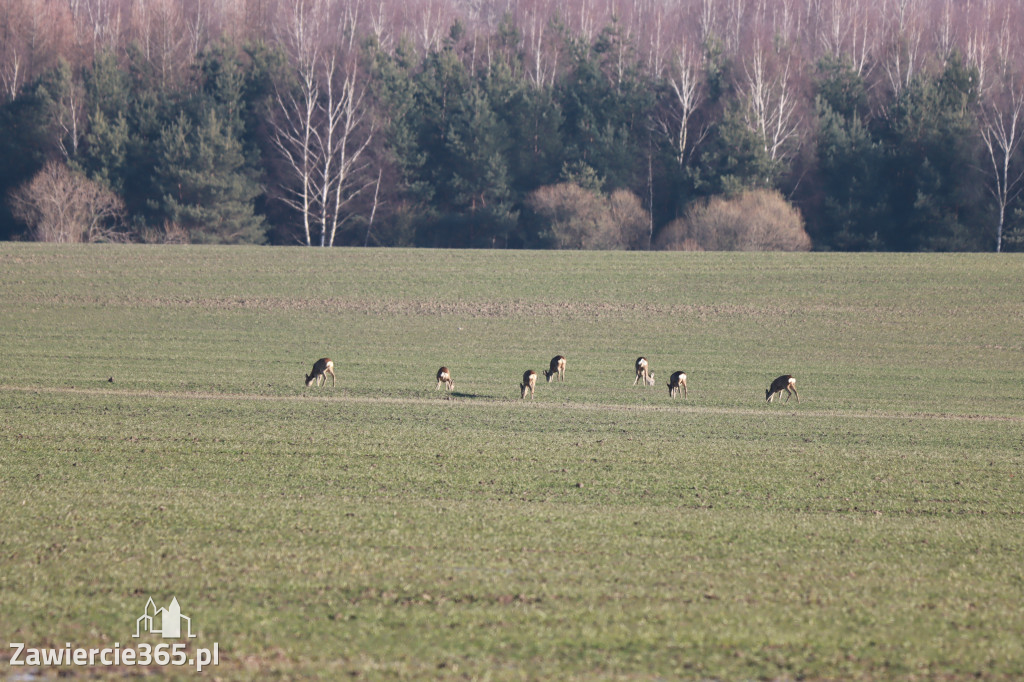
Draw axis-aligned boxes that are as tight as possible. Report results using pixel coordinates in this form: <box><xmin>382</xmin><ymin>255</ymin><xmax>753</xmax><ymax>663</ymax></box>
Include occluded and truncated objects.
<box><xmin>1</xmin><ymin>244</ymin><xmax>1022</xmax><ymax>680</ymax></box>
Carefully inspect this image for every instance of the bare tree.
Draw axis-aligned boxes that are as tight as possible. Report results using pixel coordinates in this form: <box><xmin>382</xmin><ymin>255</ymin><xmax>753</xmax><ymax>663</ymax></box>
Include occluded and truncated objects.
<box><xmin>816</xmin><ymin>0</ymin><xmax>876</xmax><ymax>77</ymax></box>
<box><xmin>0</xmin><ymin>0</ymin><xmax>31</xmax><ymax>99</ymax></box>
<box><xmin>520</xmin><ymin>0</ymin><xmax>559</xmax><ymax>88</ymax></box>
<box><xmin>659</xmin><ymin>43</ymin><xmax>707</xmax><ymax>167</ymax></box>
<box><xmin>725</xmin><ymin>0</ymin><xmax>748</xmax><ymax>54</ymax></box>
<box><xmin>271</xmin><ymin>0</ymin><xmax>375</xmax><ymax>246</ymax></box>
<box><xmin>9</xmin><ymin>160</ymin><xmax>126</xmax><ymax>242</ymax></box>
<box><xmin>968</xmin><ymin>27</ymin><xmax>992</xmax><ymax>96</ymax></box>
<box><xmin>739</xmin><ymin>41</ymin><xmax>801</xmax><ymax>163</ymax></box>
<box><xmin>272</xmin><ymin>0</ymin><xmax>326</xmax><ymax>246</ymax></box>
<box><xmin>320</xmin><ymin>53</ymin><xmax>376</xmax><ymax>247</ymax></box>
<box><xmin>128</xmin><ymin>0</ymin><xmax>192</xmax><ymax>88</ymax></box>
<box><xmin>0</xmin><ymin>0</ymin><xmax>73</xmax><ymax>101</ymax></box>
<box><xmin>698</xmin><ymin>0</ymin><xmax>718</xmax><ymax>46</ymax></box>
<box><xmin>979</xmin><ymin>78</ymin><xmax>1024</xmax><ymax>252</ymax></box>
<box><xmin>50</xmin><ymin>61</ymin><xmax>85</xmax><ymax>161</ymax></box>
<box><xmin>69</xmin><ymin>0</ymin><xmax>124</xmax><ymax>56</ymax></box>
<box><xmin>407</xmin><ymin>0</ymin><xmax>451</xmax><ymax>54</ymax></box>
<box><xmin>880</xmin><ymin>0</ymin><xmax>924</xmax><ymax>98</ymax></box>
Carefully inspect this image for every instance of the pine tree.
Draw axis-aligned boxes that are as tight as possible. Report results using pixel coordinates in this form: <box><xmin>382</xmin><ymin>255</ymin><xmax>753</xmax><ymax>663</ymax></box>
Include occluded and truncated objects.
<box><xmin>152</xmin><ymin>109</ymin><xmax>266</xmax><ymax>243</ymax></box>
<box><xmin>881</xmin><ymin>55</ymin><xmax>984</xmax><ymax>250</ymax></box>
<box><xmin>813</xmin><ymin>57</ymin><xmax>887</xmax><ymax>249</ymax></box>
<box><xmin>445</xmin><ymin>84</ymin><xmax>516</xmax><ymax>246</ymax></box>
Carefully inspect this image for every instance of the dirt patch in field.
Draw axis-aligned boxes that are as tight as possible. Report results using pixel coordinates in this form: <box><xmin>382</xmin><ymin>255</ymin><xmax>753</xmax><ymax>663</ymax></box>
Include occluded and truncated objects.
<box><xmin>24</xmin><ymin>293</ymin><xmax>808</xmax><ymax>320</ymax></box>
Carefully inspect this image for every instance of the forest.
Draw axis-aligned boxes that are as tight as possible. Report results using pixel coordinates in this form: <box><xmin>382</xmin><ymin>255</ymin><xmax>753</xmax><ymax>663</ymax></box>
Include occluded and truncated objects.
<box><xmin>2</xmin><ymin>0</ymin><xmax>1024</xmax><ymax>251</ymax></box>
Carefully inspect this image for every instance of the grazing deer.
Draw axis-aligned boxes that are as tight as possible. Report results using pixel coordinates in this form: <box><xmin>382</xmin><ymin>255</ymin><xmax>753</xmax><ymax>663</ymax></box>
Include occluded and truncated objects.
<box><xmin>544</xmin><ymin>355</ymin><xmax>566</xmax><ymax>383</ymax></box>
<box><xmin>305</xmin><ymin>358</ymin><xmax>336</xmax><ymax>388</ymax></box>
<box><xmin>668</xmin><ymin>371</ymin><xmax>688</xmax><ymax>398</ymax></box>
<box><xmin>435</xmin><ymin>367</ymin><xmax>454</xmax><ymax>392</ymax></box>
<box><xmin>520</xmin><ymin>370</ymin><xmax>537</xmax><ymax>399</ymax></box>
<box><xmin>633</xmin><ymin>357</ymin><xmax>655</xmax><ymax>386</ymax></box>
<box><xmin>766</xmin><ymin>375</ymin><xmax>799</xmax><ymax>403</ymax></box>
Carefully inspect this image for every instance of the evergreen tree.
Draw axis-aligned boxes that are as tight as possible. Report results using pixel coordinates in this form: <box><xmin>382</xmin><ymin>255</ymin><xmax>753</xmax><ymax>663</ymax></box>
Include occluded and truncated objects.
<box><xmin>444</xmin><ymin>84</ymin><xmax>516</xmax><ymax>246</ymax></box>
<box><xmin>812</xmin><ymin>57</ymin><xmax>887</xmax><ymax>249</ymax></box>
<box><xmin>151</xmin><ymin>109</ymin><xmax>267</xmax><ymax>243</ymax></box>
<box><xmin>557</xmin><ymin>24</ymin><xmax>651</xmax><ymax>193</ymax></box>
<box><xmin>415</xmin><ymin>38</ymin><xmax>472</xmax><ymax>207</ymax></box>
<box><xmin>0</xmin><ymin>78</ymin><xmax>58</xmax><ymax>238</ymax></box>
<box><xmin>84</xmin><ymin>51</ymin><xmax>131</xmax><ymax>121</ymax></box>
<box><xmin>880</xmin><ymin>55</ymin><xmax>985</xmax><ymax>250</ymax></box>
<box><xmin>30</xmin><ymin>59</ymin><xmax>82</xmax><ymax>160</ymax></box>
<box><xmin>367</xmin><ymin>37</ymin><xmax>432</xmax><ymax>207</ymax></box>
<box><xmin>79</xmin><ymin>109</ymin><xmax>130</xmax><ymax>194</ymax></box>
<box><xmin>690</xmin><ymin>105</ymin><xmax>777</xmax><ymax>197</ymax></box>
<box><xmin>504</xmin><ymin>84</ymin><xmax>564</xmax><ymax>197</ymax></box>
<box><xmin>78</xmin><ymin>51</ymin><xmax>133</xmax><ymax>194</ymax></box>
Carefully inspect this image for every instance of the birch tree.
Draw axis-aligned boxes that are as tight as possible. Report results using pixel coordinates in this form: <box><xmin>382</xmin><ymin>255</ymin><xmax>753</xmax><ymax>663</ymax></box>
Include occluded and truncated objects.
<box><xmin>659</xmin><ymin>44</ymin><xmax>706</xmax><ymax>167</ymax></box>
<box><xmin>816</xmin><ymin>0</ymin><xmax>876</xmax><ymax>77</ymax></box>
<box><xmin>739</xmin><ymin>42</ymin><xmax>801</xmax><ymax>164</ymax></box>
<box><xmin>881</xmin><ymin>0</ymin><xmax>924</xmax><ymax>98</ymax></box>
<box><xmin>271</xmin><ymin>0</ymin><xmax>375</xmax><ymax>246</ymax></box>
<box><xmin>979</xmin><ymin>79</ymin><xmax>1024</xmax><ymax>252</ymax></box>
<box><xmin>319</xmin><ymin>53</ymin><xmax>375</xmax><ymax>247</ymax></box>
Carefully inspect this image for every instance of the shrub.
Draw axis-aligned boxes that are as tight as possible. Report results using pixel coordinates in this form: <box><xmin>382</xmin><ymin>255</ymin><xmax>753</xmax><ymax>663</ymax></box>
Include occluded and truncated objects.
<box><xmin>656</xmin><ymin>189</ymin><xmax>812</xmax><ymax>251</ymax></box>
<box><xmin>526</xmin><ymin>183</ymin><xmax>650</xmax><ymax>250</ymax></box>
<box><xmin>8</xmin><ymin>161</ymin><xmax>128</xmax><ymax>243</ymax></box>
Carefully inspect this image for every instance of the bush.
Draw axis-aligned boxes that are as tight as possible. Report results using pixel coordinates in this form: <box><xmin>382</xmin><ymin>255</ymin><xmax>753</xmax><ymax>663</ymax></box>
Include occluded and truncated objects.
<box><xmin>526</xmin><ymin>183</ymin><xmax>650</xmax><ymax>250</ymax></box>
<box><xmin>8</xmin><ymin>161</ymin><xmax>128</xmax><ymax>243</ymax></box>
<box><xmin>656</xmin><ymin>189</ymin><xmax>812</xmax><ymax>251</ymax></box>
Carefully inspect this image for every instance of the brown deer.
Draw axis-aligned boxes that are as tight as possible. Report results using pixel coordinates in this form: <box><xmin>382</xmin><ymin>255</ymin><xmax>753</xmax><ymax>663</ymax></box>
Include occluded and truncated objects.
<box><xmin>668</xmin><ymin>371</ymin><xmax>688</xmax><ymax>398</ymax></box>
<box><xmin>766</xmin><ymin>375</ymin><xmax>799</xmax><ymax>403</ymax></box>
<box><xmin>435</xmin><ymin>367</ymin><xmax>454</xmax><ymax>391</ymax></box>
<box><xmin>305</xmin><ymin>358</ymin><xmax>336</xmax><ymax>388</ymax></box>
<box><xmin>543</xmin><ymin>355</ymin><xmax>566</xmax><ymax>382</ymax></box>
<box><xmin>633</xmin><ymin>357</ymin><xmax>655</xmax><ymax>386</ymax></box>
<box><xmin>520</xmin><ymin>370</ymin><xmax>538</xmax><ymax>399</ymax></box>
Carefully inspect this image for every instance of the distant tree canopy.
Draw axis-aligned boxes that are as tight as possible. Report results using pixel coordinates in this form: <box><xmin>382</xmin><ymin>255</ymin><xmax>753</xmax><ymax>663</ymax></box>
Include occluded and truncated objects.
<box><xmin>1</xmin><ymin>0</ymin><xmax>1023</xmax><ymax>251</ymax></box>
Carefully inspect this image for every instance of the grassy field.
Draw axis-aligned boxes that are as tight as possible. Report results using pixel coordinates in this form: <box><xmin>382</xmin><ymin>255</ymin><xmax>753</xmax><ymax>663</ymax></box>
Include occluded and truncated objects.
<box><xmin>0</xmin><ymin>244</ymin><xmax>1022</xmax><ymax>680</ymax></box>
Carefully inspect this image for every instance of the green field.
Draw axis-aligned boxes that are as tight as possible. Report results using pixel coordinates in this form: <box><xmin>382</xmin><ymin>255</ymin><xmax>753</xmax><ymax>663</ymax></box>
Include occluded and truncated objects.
<box><xmin>1</xmin><ymin>244</ymin><xmax>1022</xmax><ymax>680</ymax></box>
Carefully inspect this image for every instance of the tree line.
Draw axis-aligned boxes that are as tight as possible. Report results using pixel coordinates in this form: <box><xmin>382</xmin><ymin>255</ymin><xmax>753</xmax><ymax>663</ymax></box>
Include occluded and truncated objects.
<box><xmin>2</xmin><ymin>0</ymin><xmax>1024</xmax><ymax>251</ymax></box>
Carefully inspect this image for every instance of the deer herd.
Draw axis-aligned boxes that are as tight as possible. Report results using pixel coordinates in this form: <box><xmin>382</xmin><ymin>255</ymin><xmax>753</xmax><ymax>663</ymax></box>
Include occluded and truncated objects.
<box><xmin>307</xmin><ymin>355</ymin><xmax>799</xmax><ymax>404</ymax></box>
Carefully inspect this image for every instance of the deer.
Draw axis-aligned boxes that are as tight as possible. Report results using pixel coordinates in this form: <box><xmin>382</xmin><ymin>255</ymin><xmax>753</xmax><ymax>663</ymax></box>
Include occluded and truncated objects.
<box><xmin>305</xmin><ymin>358</ymin><xmax>336</xmax><ymax>388</ymax></box>
<box><xmin>543</xmin><ymin>355</ymin><xmax>566</xmax><ymax>383</ymax></box>
<box><xmin>520</xmin><ymin>369</ymin><xmax>537</xmax><ymax>399</ymax></box>
<box><xmin>766</xmin><ymin>374</ymin><xmax>799</xmax><ymax>403</ymax></box>
<box><xmin>633</xmin><ymin>357</ymin><xmax>655</xmax><ymax>386</ymax></box>
<box><xmin>668</xmin><ymin>371</ymin><xmax>688</xmax><ymax>398</ymax></box>
<box><xmin>435</xmin><ymin>367</ymin><xmax>454</xmax><ymax>392</ymax></box>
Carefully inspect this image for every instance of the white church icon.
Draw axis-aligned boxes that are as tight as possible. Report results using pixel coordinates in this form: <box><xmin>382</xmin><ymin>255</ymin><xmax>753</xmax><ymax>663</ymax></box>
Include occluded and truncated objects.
<box><xmin>133</xmin><ymin>597</ymin><xmax>197</xmax><ymax>638</ymax></box>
